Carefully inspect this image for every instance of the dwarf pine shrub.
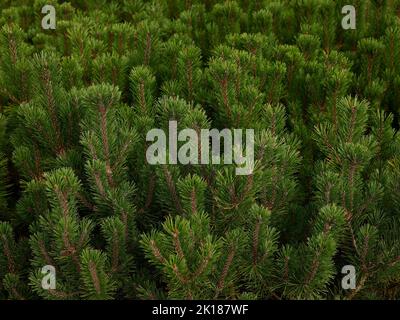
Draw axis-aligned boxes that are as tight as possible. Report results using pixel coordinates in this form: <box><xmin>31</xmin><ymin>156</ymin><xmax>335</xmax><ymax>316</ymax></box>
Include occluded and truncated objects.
<box><xmin>0</xmin><ymin>0</ymin><xmax>400</xmax><ymax>300</ymax></box>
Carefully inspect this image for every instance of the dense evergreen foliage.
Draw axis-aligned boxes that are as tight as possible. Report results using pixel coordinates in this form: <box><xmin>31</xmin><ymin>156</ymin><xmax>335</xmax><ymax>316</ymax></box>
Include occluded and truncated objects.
<box><xmin>1</xmin><ymin>0</ymin><xmax>400</xmax><ymax>300</ymax></box>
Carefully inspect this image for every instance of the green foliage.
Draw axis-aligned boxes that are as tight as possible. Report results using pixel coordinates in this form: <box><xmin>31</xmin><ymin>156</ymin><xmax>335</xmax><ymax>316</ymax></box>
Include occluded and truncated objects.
<box><xmin>1</xmin><ymin>0</ymin><xmax>400</xmax><ymax>300</ymax></box>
